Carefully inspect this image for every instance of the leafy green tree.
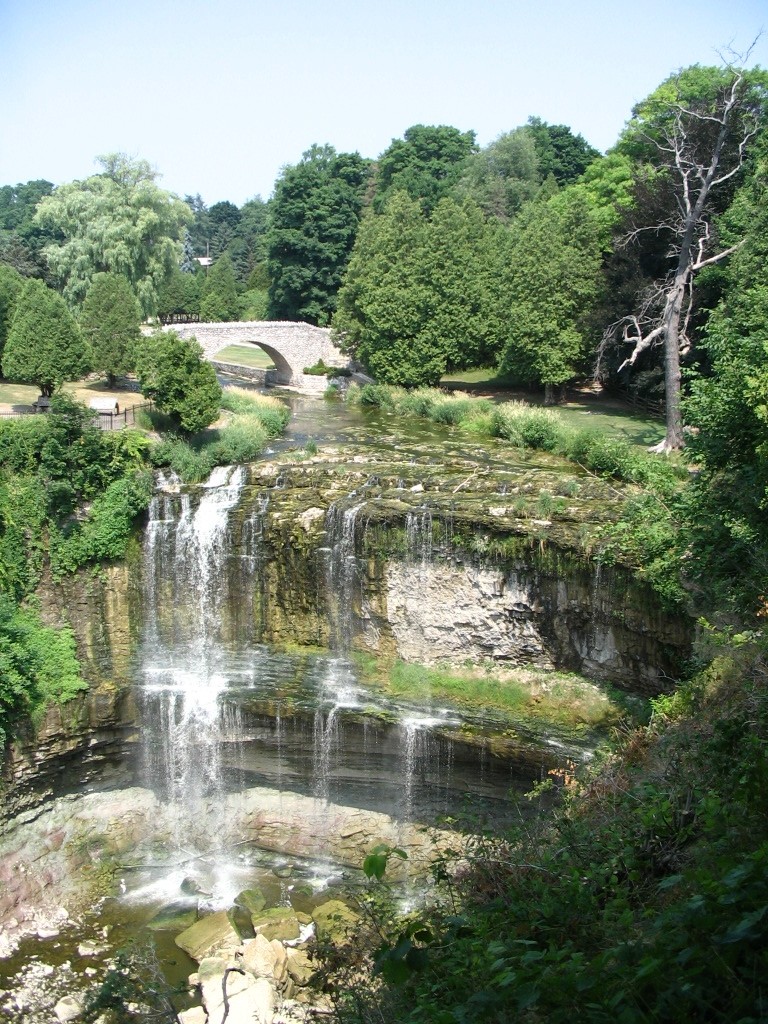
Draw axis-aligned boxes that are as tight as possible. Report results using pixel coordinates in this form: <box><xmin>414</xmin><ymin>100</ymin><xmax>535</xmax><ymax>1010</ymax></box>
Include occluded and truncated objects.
<box><xmin>525</xmin><ymin>116</ymin><xmax>601</xmax><ymax>185</ymax></box>
<box><xmin>0</xmin><ymin>263</ymin><xmax>23</xmax><ymax>360</ymax></box>
<box><xmin>2</xmin><ymin>279</ymin><xmax>90</xmax><ymax>396</ymax></box>
<box><xmin>684</xmin><ymin>137</ymin><xmax>768</xmax><ymax>611</ymax></box>
<box><xmin>135</xmin><ymin>330</ymin><xmax>221</xmax><ymax>433</ymax></box>
<box><xmin>267</xmin><ymin>145</ymin><xmax>371</xmax><ymax>324</ymax></box>
<box><xmin>497</xmin><ymin>190</ymin><xmax>603</xmax><ymax>402</ymax></box>
<box><xmin>0</xmin><ymin>180</ymin><xmax>54</xmax><ymax>234</ymax></box>
<box><xmin>35</xmin><ymin>154</ymin><xmax>191</xmax><ymax>318</ymax></box>
<box><xmin>80</xmin><ymin>273</ymin><xmax>141</xmax><ymax>387</ymax></box>
<box><xmin>200</xmin><ymin>252</ymin><xmax>241</xmax><ymax>321</ymax></box>
<box><xmin>454</xmin><ymin>127</ymin><xmax>541</xmax><ymax>221</ymax></box>
<box><xmin>0</xmin><ymin>179</ymin><xmax>55</xmax><ymax>280</ymax></box>
<box><xmin>374</xmin><ymin>124</ymin><xmax>476</xmax><ymax>214</ymax></box>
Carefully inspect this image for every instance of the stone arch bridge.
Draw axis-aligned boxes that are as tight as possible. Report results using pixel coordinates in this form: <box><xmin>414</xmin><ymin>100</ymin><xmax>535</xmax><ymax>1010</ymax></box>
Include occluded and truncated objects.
<box><xmin>167</xmin><ymin>320</ymin><xmax>349</xmax><ymax>390</ymax></box>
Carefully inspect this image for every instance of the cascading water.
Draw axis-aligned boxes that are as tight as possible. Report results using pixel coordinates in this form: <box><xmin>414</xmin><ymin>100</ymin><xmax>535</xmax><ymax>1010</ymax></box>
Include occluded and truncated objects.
<box><xmin>405</xmin><ymin>507</ymin><xmax>434</xmax><ymax>564</ymax></box>
<box><xmin>311</xmin><ymin>659</ymin><xmax>364</xmax><ymax>804</ymax></box>
<box><xmin>138</xmin><ymin>465</ymin><xmax>249</xmax><ymax>847</ymax></box>
<box><xmin>324</xmin><ymin>501</ymin><xmax>364</xmax><ymax>650</ymax></box>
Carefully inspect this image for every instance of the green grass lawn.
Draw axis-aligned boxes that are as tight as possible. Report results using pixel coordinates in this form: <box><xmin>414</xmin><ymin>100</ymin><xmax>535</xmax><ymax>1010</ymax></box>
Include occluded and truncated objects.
<box><xmin>213</xmin><ymin>344</ymin><xmax>275</xmax><ymax>370</ymax></box>
<box><xmin>0</xmin><ymin>344</ymin><xmax>275</xmax><ymax>411</ymax></box>
<box><xmin>0</xmin><ymin>377</ymin><xmax>147</xmax><ymax>411</ymax></box>
<box><xmin>441</xmin><ymin>368</ymin><xmax>665</xmax><ymax>446</ymax></box>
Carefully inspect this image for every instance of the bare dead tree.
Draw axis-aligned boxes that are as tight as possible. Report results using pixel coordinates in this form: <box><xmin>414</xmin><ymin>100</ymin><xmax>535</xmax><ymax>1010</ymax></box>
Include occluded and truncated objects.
<box><xmin>599</xmin><ymin>53</ymin><xmax>764</xmax><ymax>451</ymax></box>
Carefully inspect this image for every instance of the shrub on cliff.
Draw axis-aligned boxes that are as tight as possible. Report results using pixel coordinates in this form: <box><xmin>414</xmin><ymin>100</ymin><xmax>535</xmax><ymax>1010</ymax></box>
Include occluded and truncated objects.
<box><xmin>0</xmin><ymin>596</ymin><xmax>86</xmax><ymax>751</ymax></box>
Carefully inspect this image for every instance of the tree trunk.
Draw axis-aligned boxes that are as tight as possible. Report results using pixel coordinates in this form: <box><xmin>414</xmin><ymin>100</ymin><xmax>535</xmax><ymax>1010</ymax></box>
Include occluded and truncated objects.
<box><xmin>544</xmin><ymin>382</ymin><xmax>556</xmax><ymax>406</ymax></box>
<box><xmin>656</xmin><ymin>216</ymin><xmax>699</xmax><ymax>451</ymax></box>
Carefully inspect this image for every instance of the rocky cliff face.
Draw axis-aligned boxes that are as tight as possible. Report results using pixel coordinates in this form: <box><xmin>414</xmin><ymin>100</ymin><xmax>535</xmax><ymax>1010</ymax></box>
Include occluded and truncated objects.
<box><xmin>236</xmin><ymin>457</ymin><xmax>692</xmax><ymax>693</ymax></box>
<box><xmin>1</xmin><ymin>565</ymin><xmax>141</xmax><ymax>825</ymax></box>
<box><xmin>1</xmin><ymin>451</ymin><xmax>692</xmax><ymax>824</ymax></box>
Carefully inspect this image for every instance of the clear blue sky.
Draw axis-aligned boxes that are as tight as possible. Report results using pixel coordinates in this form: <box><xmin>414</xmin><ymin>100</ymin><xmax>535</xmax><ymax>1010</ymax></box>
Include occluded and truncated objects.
<box><xmin>1</xmin><ymin>0</ymin><xmax>765</xmax><ymax>206</ymax></box>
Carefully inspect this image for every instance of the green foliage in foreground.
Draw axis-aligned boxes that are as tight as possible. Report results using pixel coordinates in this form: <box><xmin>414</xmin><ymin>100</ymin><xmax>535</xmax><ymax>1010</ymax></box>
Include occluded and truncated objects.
<box><xmin>329</xmin><ymin>642</ymin><xmax>768</xmax><ymax>1024</ymax></box>
<box><xmin>0</xmin><ymin>387</ymin><xmax>290</xmax><ymax>751</ymax></box>
<box><xmin>49</xmin><ymin>472</ymin><xmax>154</xmax><ymax>576</ymax></box>
<box><xmin>0</xmin><ymin>396</ymin><xmax>153</xmax><ymax>596</ymax></box>
<box><xmin>0</xmin><ymin>596</ymin><xmax>87</xmax><ymax>748</ymax></box>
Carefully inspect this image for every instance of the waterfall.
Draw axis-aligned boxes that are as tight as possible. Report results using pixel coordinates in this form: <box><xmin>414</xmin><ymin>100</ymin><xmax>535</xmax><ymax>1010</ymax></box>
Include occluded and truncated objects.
<box><xmin>324</xmin><ymin>501</ymin><xmax>364</xmax><ymax>650</ymax></box>
<box><xmin>138</xmin><ymin>466</ymin><xmax>249</xmax><ymax>846</ymax></box>
<box><xmin>311</xmin><ymin>659</ymin><xmax>362</xmax><ymax>805</ymax></box>
<box><xmin>405</xmin><ymin>507</ymin><xmax>433</xmax><ymax>564</ymax></box>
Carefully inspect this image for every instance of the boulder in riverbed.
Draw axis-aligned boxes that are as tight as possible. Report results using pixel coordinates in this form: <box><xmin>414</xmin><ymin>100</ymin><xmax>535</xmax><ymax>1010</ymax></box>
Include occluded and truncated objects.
<box><xmin>175</xmin><ymin>910</ymin><xmax>241</xmax><ymax>962</ymax></box>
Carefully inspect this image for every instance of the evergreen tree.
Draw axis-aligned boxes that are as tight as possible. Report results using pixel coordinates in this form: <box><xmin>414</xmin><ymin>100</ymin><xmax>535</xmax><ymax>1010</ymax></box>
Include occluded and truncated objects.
<box><xmin>497</xmin><ymin>190</ymin><xmax>603</xmax><ymax>402</ymax></box>
<box><xmin>417</xmin><ymin>197</ymin><xmax>503</xmax><ymax>370</ymax></box>
<box><xmin>80</xmin><ymin>273</ymin><xmax>141</xmax><ymax>387</ymax></box>
<box><xmin>156</xmin><ymin>266</ymin><xmax>201</xmax><ymax>322</ymax></box>
<box><xmin>0</xmin><ymin>264</ymin><xmax>23</xmax><ymax>361</ymax></box>
<box><xmin>334</xmin><ymin>193</ymin><xmax>433</xmax><ymax>384</ymax></box>
<box><xmin>2</xmin><ymin>279</ymin><xmax>90</xmax><ymax>396</ymax></box>
<box><xmin>199</xmin><ymin>253</ymin><xmax>241</xmax><ymax>321</ymax></box>
<box><xmin>334</xmin><ymin>194</ymin><xmax>503</xmax><ymax>385</ymax></box>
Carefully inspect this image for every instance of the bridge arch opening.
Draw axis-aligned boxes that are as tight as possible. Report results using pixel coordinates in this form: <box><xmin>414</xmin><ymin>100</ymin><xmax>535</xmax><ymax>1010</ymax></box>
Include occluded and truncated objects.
<box><xmin>209</xmin><ymin>339</ymin><xmax>293</xmax><ymax>384</ymax></box>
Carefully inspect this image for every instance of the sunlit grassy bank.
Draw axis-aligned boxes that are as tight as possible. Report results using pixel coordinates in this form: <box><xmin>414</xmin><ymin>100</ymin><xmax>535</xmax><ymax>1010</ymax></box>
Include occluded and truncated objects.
<box><xmin>440</xmin><ymin>369</ymin><xmax>665</xmax><ymax>446</ymax></box>
<box><xmin>0</xmin><ymin>377</ymin><xmax>147</xmax><ymax>411</ymax></box>
<box><xmin>213</xmin><ymin>344</ymin><xmax>275</xmax><ymax>370</ymax></box>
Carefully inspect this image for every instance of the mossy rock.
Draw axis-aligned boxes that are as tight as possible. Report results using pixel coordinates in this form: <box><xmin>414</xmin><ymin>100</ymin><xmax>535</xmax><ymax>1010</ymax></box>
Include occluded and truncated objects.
<box><xmin>251</xmin><ymin>906</ymin><xmax>301</xmax><ymax>941</ymax></box>
<box><xmin>234</xmin><ymin>886</ymin><xmax>267</xmax><ymax>915</ymax></box>
<box><xmin>311</xmin><ymin>899</ymin><xmax>360</xmax><ymax>943</ymax></box>
<box><xmin>228</xmin><ymin>904</ymin><xmax>256</xmax><ymax>940</ymax></box>
<box><xmin>146</xmin><ymin>901</ymin><xmax>198</xmax><ymax>933</ymax></box>
<box><xmin>175</xmin><ymin>910</ymin><xmax>241</xmax><ymax>962</ymax></box>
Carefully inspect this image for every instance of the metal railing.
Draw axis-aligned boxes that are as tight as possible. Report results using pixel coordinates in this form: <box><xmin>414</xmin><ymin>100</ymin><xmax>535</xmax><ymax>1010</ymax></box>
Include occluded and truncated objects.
<box><xmin>92</xmin><ymin>401</ymin><xmax>154</xmax><ymax>430</ymax></box>
<box><xmin>0</xmin><ymin>401</ymin><xmax>154</xmax><ymax>429</ymax></box>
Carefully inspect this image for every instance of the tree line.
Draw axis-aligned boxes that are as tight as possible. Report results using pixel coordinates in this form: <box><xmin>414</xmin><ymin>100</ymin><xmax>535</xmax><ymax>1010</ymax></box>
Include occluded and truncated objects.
<box><xmin>0</xmin><ymin>57</ymin><xmax>766</xmax><ymax>453</ymax></box>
